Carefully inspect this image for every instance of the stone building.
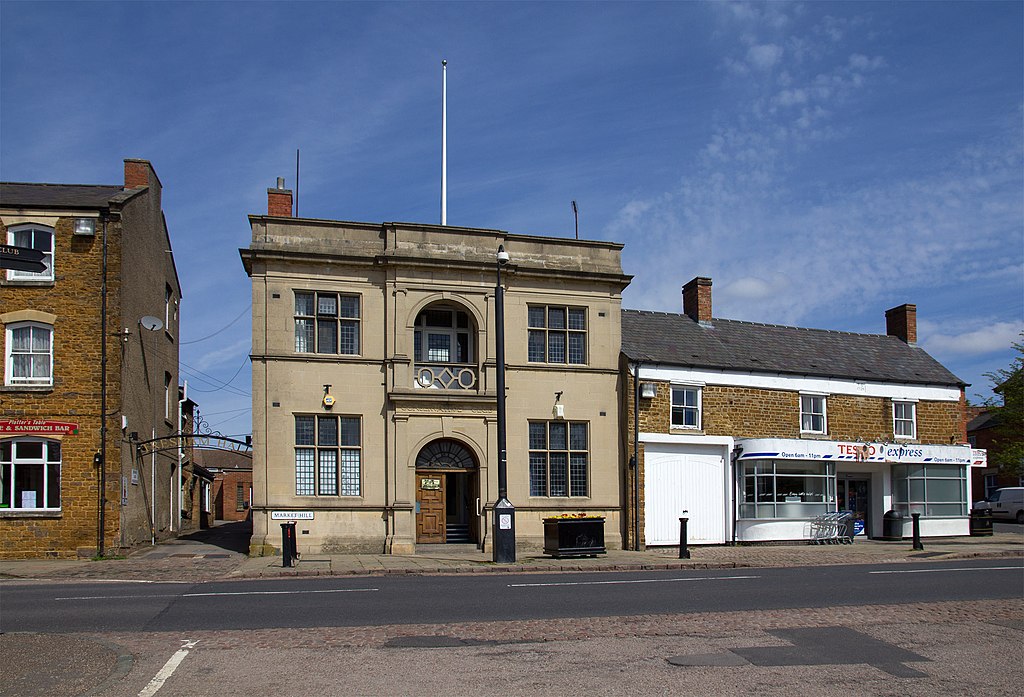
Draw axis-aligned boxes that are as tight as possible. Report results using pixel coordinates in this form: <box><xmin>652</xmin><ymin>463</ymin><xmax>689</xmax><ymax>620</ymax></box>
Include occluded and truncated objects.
<box><xmin>621</xmin><ymin>277</ymin><xmax>981</xmax><ymax>547</ymax></box>
<box><xmin>1</xmin><ymin>159</ymin><xmax>183</xmax><ymax>558</ymax></box>
<box><xmin>242</xmin><ymin>181</ymin><xmax>631</xmax><ymax>555</ymax></box>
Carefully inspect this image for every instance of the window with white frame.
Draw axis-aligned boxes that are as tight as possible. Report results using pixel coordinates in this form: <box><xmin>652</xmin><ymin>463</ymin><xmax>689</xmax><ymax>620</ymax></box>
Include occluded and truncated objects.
<box><xmin>1</xmin><ymin>438</ymin><xmax>61</xmax><ymax>510</ymax></box>
<box><xmin>671</xmin><ymin>386</ymin><xmax>701</xmax><ymax>429</ymax></box>
<box><xmin>5</xmin><ymin>322</ymin><xmax>53</xmax><ymax>386</ymax></box>
<box><xmin>529</xmin><ymin>421</ymin><xmax>588</xmax><ymax>497</ymax></box>
<box><xmin>164</xmin><ymin>373</ymin><xmax>172</xmax><ymax>422</ymax></box>
<box><xmin>892</xmin><ymin>464</ymin><xmax>967</xmax><ymax>517</ymax></box>
<box><xmin>294</xmin><ymin>415</ymin><xmax>361</xmax><ymax>496</ymax></box>
<box><xmin>294</xmin><ymin>291</ymin><xmax>360</xmax><ymax>355</ymax></box>
<box><xmin>800</xmin><ymin>394</ymin><xmax>827</xmax><ymax>434</ymax></box>
<box><xmin>6</xmin><ymin>225</ymin><xmax>54</xmax><ymax>281</ymax></box>
<box><xmin>893</xmin><ymin>401</ymin><xmax>916</xmax><ymax>439</ymax></box>
<box><xmin>164</xmin><ymin>284</ymin><xmax>177</xmax><ymax>337</ymax></box>
<box><xmin>739</xmin><ymin>460</ymin><xmax>836</xmax><ymax>519</ymax></box>
<box><xmin>527</xmin><ymin>305</ymin><xmax>587</xmax><ymax>364</ymax></box>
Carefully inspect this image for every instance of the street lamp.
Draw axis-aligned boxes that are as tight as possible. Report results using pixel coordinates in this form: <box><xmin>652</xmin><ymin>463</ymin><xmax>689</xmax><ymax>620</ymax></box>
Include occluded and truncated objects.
<box><xmin>493</xmin><ymin>244</ymin><xmax>516</xmax><ymax>562</ymax></box>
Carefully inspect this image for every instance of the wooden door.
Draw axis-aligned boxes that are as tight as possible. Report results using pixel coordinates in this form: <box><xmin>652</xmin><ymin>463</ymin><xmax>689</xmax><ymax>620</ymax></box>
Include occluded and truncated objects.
<box><xmin>417</xmin><ymin>474</ymin><xmax>446</xmax><ymax>543</ymax></box>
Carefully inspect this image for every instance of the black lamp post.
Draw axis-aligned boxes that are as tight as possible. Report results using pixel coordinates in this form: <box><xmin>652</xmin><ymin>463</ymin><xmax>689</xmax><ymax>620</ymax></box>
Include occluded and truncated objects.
<box><xmin>493</xmin><ymin>244</ymin><xmax>516</xmax><ymax>562</ymax></box>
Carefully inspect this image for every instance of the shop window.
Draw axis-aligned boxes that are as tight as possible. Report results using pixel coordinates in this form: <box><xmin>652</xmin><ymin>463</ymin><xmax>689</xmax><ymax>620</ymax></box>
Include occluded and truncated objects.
<box><xmin>294</xmin><ymin>414</ymin><xmax>361</xmax><ymax>496</ymax></box>
<box><xmin>893</xmin><ymin>401</ymin><xmax>916</xmax><ymax>439</ymax></box>
<box><xmin>892</xmin><ymin>464</ymin><xmax>966</xmax><ymax>517</ymax></box>
<box><xmin>0</xmin><ymin>438</ymin><xmax>61</xmax><ymax>510</ymax></box>
<box><xmin>671</xmin><ymin>386</ymin><xmax>701</xmax><ymax>429</ymax></box>
<box><xmin>6</xmin><ymin>224</ymin><xmax>54</xmax><ymax>282</ymax></box>
<box><xmin>529</xmin><ymin>421</ymin><xmax>588</xmax><ymax>497</ymax></box>
<box><xmin>5</xmin><ymin>321</ymin><xmax>53</xmax><ymax>386</ymax></box>
<box><xmin>294</xmin><ymin>291</ymin><xmax>360</xmax><ymax>355</ymax></box>
<box><xmin>739</xmin><ymin>460</ymin><xmax>836</xmax><ymax>519</ymax></box>
<box><xmin>527</xmin><ymin>305</ymin><xmax>587</xmax><ymax>365</ymax></box>
<box><xmin>800</xmin><ymin>394</ymin><xmax>827</xmax><ymax>434</ymax></box>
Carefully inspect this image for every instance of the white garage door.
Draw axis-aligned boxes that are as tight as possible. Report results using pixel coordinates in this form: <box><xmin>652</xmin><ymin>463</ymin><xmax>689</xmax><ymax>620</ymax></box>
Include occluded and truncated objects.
<box><xmin>644</xmin><ymin>443</ymin><xmax>726</xmax><ymax>545</ymax></box>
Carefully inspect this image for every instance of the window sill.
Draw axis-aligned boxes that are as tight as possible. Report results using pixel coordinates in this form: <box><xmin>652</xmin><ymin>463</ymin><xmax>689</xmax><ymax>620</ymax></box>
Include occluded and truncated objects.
<box><xmin>1</xmin><ymin>385</ymin><xmax>54</xmax><ymax>393</ymax></box>
<box><xmin>799</xmin><ymin>432</ymin><xmax>829</xmax><ymax>440</ymax></box>
<box><xmin>1</xmin><ymin>279</ymin><xmax>55</xmax><ymax>288</ymax></box>
<box><xmin>0</xmin><ymin>509</ymin><xmax>62</xmax><ymax>518</ymax></box>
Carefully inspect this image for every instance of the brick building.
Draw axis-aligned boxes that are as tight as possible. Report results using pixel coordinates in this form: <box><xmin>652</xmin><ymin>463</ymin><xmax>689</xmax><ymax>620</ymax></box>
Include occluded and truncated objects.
<box><xmin>621</xmin><ymin>277</ymin><xmax>982</xmax><ymax>547</ymax></box>
<box><xmin>193</xmin><ymin>448</ymin><xmax>252</xmax><ymax>522</ymax></box>
<box><xmin>1</xmin><ymin>159</ymin><xmax>184</xmax><ymax>558</ymax></box>
<box><xmin>241</xmin><ymin>181</ymin><xmax>630</xmax><ymax>555</ymax></box>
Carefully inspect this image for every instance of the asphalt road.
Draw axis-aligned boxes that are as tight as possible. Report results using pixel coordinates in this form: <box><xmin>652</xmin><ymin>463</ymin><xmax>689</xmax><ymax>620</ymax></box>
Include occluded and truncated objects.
<box><xmin>3</xmin><ymin>558</ymin><xmax>1021</xmax><ymax>635</ymax></box>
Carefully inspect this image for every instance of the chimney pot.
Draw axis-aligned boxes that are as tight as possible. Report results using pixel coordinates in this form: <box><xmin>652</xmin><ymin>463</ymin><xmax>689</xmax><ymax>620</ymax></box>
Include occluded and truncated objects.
<box><xmin>885</xmin><ymin>303</ymin><xmax>917</xmax><ymax>345</ymax></box>
<box><xmin>682</xmin><ymin>277</ymin><xmax>713</xmax><ymax>325</ymax></box>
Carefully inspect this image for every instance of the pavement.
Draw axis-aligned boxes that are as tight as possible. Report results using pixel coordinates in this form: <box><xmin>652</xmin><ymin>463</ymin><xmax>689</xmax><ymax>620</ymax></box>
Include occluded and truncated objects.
<box><xmin>1</xmin><ymin>520</ymin><xmax>1021</xmax><ymax>583</ymax></box>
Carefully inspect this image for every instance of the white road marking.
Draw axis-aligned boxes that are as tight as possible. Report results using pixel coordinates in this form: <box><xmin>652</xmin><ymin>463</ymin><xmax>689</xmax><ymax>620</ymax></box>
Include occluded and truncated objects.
<box><xmin>56</xmin><ymin>587</ymin><xmax>379</xmax><ymax>601</ymax></box>
<box><xmin>138</xmin><ymin>639</ymin><xmax>198</xmax><ymax>697</ymax></box>
<box><xmin>869</xmin><ymin>566</ymin><xmax>1023</xmax><ymax>575</ymax></box>
<box><xmin>508</xmin><ymin>575</ymin><xmax>759</xmax><ymax>588</ymax></box>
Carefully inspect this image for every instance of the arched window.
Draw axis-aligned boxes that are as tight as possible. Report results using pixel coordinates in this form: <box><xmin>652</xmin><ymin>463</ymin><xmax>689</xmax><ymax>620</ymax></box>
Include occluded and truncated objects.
<box><xmin>7</xmin><ymin>224</ymin><xmax>54</xmax><ymax>281</ymax></box>
<box><xmin>413</xmin><ymin>304</ymin><xmax>477</xmax><ymax>389</ymax></box>
<box><xmin>5</xmin><ymin>321</ymin><xmax>53</xmax><ymax>386</ymax></box>
<box><xmin>414</xmin><ymin>305</ymin><xmax>474</xmax><ymax>364</ymax></box>
<box><xmin>416</xmin><ymin>439</ymin><xmax>477</xmax><ymax>470</ymax></box>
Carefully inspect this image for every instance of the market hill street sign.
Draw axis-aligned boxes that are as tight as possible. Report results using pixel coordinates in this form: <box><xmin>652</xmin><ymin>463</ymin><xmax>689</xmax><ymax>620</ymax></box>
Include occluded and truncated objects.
<box><xmin>0</xmin><ymin>244</ymin><xmax>47</xmax><ymax>273</ymax></box>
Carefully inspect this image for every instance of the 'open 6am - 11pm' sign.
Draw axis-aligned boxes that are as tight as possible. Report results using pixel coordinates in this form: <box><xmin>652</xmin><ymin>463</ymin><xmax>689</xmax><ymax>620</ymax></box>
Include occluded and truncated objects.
<box><xmin>0</xmin><ymin>419</ymin><xmax>79</xmax><ymax>435</ymax></box>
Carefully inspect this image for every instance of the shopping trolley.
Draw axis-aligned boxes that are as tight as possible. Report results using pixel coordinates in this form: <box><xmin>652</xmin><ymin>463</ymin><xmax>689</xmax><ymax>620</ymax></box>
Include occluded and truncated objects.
<box><xmin>810</xmin><ymin>511</ymin><xmax>855</xmax><ymax>544</ymax></box>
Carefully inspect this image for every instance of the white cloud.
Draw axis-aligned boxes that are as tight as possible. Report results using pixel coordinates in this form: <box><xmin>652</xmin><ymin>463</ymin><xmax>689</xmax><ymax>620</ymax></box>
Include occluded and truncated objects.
<box><xmin>747</xmin><ymin>43</ymin><xmax>784</xmax><ymax>70</ymax></box>
<box><xmin>921</xmin><ymin>322</ymin><xmax>1023</xmax><ymax>357</ymax></box>
<box><xmin>848</xmin><ymin>53</ymin><xmax>885</xmax><ymax>71</ymax></box>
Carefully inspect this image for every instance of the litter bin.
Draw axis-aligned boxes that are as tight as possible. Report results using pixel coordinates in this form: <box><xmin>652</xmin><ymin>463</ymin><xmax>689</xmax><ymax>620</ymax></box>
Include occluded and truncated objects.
<box><xmin>881</xmin><ymin>510</ymin><xmax>904</xmax><ymax>541</ymax></box>
<box><xmin>969</xmin><ymin>510</ymin><xmax>993</xmax><ymax>537</ymax></box>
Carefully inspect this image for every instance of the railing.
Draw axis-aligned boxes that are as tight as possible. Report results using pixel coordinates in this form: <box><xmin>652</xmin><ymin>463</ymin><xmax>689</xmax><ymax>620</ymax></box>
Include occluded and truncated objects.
<box><xmin>414</xmin><ymin>362</ymin><xmax>477</xmax><ymax>390</ymax></box>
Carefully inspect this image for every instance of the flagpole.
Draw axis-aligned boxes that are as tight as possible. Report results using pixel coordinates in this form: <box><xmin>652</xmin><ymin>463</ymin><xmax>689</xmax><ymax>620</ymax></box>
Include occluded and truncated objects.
<box><xmin>441</xmin><ymin>59</ymin><xmax>447</xmax><ymax>226</ymax></box>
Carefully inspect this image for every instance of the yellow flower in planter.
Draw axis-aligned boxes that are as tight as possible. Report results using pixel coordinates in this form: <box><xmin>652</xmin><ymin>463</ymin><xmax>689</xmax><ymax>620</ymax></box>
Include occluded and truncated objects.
<box><xmin>545</xmin><ymin>512</ymin><xmax>604</xmax><ymax>520</ymax></box>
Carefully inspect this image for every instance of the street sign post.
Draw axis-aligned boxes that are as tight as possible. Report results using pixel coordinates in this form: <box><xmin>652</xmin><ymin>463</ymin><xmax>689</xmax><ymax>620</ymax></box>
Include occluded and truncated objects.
<box><xmin>0</xmin><ymin>245</ymin><xmax>46</xmax><ymax>273</ymax></box>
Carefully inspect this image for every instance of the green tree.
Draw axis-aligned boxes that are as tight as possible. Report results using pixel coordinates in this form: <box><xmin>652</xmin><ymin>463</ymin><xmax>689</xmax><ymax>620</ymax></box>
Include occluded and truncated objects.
<box><xmin>982</xmin><ymin>336</ymin><xmax>1023</xmax><ymax>477</ymax></box>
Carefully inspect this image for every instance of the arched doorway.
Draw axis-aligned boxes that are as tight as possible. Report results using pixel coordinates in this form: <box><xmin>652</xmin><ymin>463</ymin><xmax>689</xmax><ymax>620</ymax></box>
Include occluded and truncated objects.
<box><xmin>415</xmin><ymin>439</ymin><xmax>478</xmax><ymax>544</ymax></box>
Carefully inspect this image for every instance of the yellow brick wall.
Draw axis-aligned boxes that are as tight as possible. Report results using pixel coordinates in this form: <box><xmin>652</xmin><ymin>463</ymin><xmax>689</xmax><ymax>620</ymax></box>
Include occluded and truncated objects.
<box><xmin>621</xmin><ymin>373</ymin><xmax>965</xmax><ymax>548</ymax></box>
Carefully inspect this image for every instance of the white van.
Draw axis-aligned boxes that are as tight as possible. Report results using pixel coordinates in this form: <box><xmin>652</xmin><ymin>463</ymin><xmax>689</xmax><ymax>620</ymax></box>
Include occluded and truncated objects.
<box><xmin>973</xmin><ymin>487</ymin><xmax>1024</xmax><ymax>524</ymax></box>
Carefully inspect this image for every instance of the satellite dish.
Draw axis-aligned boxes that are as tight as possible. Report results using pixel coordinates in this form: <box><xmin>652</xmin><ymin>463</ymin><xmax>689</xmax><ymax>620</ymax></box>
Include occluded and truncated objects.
<box><xmin>139</xmin><ymin>316</ymin><xmax>164</xmax><ymax>332</ymax></box>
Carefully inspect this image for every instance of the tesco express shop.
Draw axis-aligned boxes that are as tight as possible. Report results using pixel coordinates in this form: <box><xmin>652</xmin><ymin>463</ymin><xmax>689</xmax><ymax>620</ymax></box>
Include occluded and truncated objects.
<box><xmin>734</xmin><ymin>438</ymin><xmax>986</xmax><ymax>542</ymax></box>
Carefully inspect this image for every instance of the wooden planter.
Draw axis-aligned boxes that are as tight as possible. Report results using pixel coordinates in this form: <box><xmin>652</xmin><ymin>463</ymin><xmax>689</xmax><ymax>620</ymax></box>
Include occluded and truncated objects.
<box><xmin>543</xmin><ymin>517</ymin><xmax>606</xmax><ymax>558</ymax></box>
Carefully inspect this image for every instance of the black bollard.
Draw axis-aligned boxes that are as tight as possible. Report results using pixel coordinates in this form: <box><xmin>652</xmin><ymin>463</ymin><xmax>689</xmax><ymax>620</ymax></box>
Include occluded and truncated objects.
<box><xmin>911</xmin><ymin>513</ymin><xmax>924</xmax><ymax>551</ymax></box>
<box><xmin>281</xmin><ymin>522</ymin><xmax>297</xmax><ymax>567</ymax></box>
<box><xmin>679</xmin><ymin>517</ymin><xmax>691</xmax><ymax>559</ymax></box>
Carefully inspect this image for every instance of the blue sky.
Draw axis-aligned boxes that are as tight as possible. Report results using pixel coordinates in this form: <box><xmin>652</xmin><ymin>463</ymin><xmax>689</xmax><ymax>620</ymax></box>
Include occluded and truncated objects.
<box><xmin>2</xmin><ymin>1</ymin><xmax>1021</xmax><ymax>435</ymax></box>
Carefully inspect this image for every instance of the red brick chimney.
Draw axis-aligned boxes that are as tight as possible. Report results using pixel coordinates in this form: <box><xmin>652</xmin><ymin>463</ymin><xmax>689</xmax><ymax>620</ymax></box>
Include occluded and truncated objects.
<box><xmin>682</xmin><ymin>277</ymin><xmax>713</xmax><ymax>325</ymax></box>
<box><xmin>124</xmin><ymin>158</ymin><xmax>161</xmax><ymax>210</ymax></box>
<box><xmin>885</xmin><ymin>303</ymin><xmax>917</xmax><ymax>345</ymax></box>
<box><xmin>124</xmin><ymin>158</ymin><xmax>156</xmax><ymax>190</ymax></box>
<box><xmin>268</xmin><ymin>177</ymin><xmax>293</xmax><ymax>217</ymax></box>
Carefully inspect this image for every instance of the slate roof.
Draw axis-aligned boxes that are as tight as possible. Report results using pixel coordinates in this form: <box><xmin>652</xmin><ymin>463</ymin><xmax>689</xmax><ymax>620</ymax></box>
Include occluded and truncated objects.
<box><xmin>0</xmin><ymin>182</ymin><xmax>128</xmax><ymax>210</ymax></box>
<box><xmin>622</xmin><ymin>310</ymin><xmax>965</xmax><ymax>387</ymax></box>
<box><xmin>967</xmin><ymin>409</ymin><xmax>1000</xmax><ymax>431</ymax></box>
